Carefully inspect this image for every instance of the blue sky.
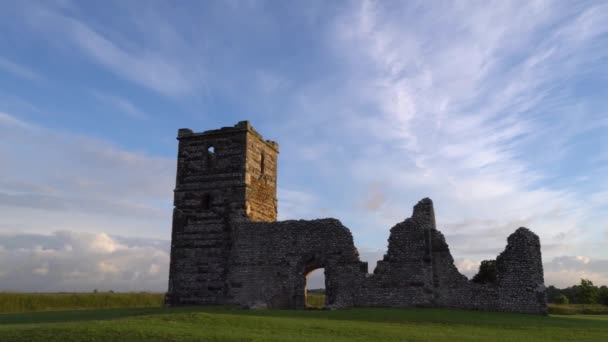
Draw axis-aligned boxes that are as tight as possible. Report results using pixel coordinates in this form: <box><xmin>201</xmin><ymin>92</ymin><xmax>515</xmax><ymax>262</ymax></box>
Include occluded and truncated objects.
<box><xmin>0</xmin><ymin>0</ymin><xmax>607</xmax><ymax>291</ymax></box>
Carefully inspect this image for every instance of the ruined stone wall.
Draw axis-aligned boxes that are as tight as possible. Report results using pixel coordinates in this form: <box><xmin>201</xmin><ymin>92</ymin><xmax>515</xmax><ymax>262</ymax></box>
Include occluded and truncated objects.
<box><xmin>166</xmin><ymin>121</ymin><xmax>547</xmax><ymax>314</ymax></box>
<box><xmin>220</xmin><ymin>198</ymin><xmax>546</xmax><ymax>313</ymax></box>
<box><xmin>496</xmin><ymin>228</ymin><xmax>547</xmax><ymax>314</ymax></box>
<box><xmin>354</xmin><ymin>198</ymin><xmax>546</xmax><ymax>314</ymax></box>
<box><xmin>356</xmin><ymin>198</ymin><xmax>487</xmax><ymax>309</ymax></box>
<box><xmin>227</xmin><ymin>219</ymin><xmax>366</xmax><ymax>309</ymax></box>
<box><xmin>428</xmin><ymin>228</ymin><xmax>500</xmax><ymax>311</ymax></box>
<box><xmin>356</xmin><ymin>199</ymin><xmax>437</xmax><ymax>307</ymax></box>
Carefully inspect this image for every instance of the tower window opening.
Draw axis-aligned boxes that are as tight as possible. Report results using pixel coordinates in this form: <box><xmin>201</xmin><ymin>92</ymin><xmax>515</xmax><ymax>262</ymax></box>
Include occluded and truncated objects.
<box><xmin>260</xmin><ymin>153</ymin><xmax>265</xmax><ymax>175</ymax></box>
<box><xmin>208</xmin><ymin>146</ymin><xmax>215</xmax><ymax>154</ymax></box>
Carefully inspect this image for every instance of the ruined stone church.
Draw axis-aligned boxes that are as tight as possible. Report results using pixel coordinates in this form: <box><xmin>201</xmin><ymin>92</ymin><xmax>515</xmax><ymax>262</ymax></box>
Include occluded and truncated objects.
<box><xmin>165</xmin><ymin>121</ymin><xmax>547</xmax><ymax>314</ymax></box>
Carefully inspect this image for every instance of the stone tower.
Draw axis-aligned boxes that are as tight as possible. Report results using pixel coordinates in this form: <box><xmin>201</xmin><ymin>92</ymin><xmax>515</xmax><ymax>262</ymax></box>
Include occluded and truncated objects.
<box><xmin>165</xmin><ymin>121</ymin><xmax>279</xmax><ymax>305</ymax></box>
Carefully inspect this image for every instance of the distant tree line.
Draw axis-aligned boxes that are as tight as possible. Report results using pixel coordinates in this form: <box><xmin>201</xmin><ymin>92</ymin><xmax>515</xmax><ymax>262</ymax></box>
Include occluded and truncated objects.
<box><xmin>546</xmin><ymin>279</ymin><xmax>608</xmax><ymax>305</ymax></box>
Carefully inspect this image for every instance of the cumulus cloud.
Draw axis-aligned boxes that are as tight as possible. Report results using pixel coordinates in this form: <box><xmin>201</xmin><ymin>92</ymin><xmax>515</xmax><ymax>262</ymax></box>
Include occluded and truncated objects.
<box><xmin>453</xmin><ymin>254</ymin><xmax>608</xmax><ymax>288</ymax></box>
<box><xmin>306</xmin><ymin>248</ymin><xmax>608</xmax><ymax>289</ymax></box>
<box><xmin>0</xmin><ymin>231</ymin><xmax>169</xmax><ymax>292</ymax></box>
<box><xmin>544</xmin><ymin>256</ymin><xmax>608</xmax><ymax>288</ymax></box>
<box><xmin>454</xmin><ymin>258</ymin><xmax>481</xmax><ymax>279</ymax></box>
<box><xmin>0</xmin><ymin>229</ymin><xmax>604</xmax><ymax>292</ymax></box>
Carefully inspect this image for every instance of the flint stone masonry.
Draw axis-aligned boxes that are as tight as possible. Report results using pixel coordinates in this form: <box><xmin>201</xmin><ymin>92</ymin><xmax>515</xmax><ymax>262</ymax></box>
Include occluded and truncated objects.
<box><xmin>166</xmin><ymin>121</ymin><xmax>547</xmax><ymax>314</ymax></box>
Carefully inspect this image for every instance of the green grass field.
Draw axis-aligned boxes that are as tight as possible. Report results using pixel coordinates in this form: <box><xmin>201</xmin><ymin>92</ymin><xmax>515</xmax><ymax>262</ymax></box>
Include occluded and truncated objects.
<box><xmin>548</xmin><ymin>304</ymin><xmax>608</xmax><ymax>315</ymax></box>
<box><xmin>305</xmin><ymin>293</ymin><xmax>325</xmax><ymax>308</ymax></box>
<box><xmin>0</xmin><ymin>293</ymin><xmax>607</xmax><ymax>341</ymax></box>
<box><xmin>1</xmin><ymin>306</ymin><xmax>607</xmax><ymax>341</ymax></box>
<box><xmin>0</xmin><ymin>292</ymin><xmax>164</xmax><ymax>313</ymax></box>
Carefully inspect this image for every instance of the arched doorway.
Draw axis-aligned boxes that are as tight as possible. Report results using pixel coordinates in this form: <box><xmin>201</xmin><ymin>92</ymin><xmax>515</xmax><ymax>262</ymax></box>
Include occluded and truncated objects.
<box><xmin>292</xmin><ymin>255</ymin><xmax>330</xmax><ymax>309</ymax></box>
<box><xmin>305</xmin><ymin>268</ymin><xmax>326</xmax><ymax>308</ymax></box>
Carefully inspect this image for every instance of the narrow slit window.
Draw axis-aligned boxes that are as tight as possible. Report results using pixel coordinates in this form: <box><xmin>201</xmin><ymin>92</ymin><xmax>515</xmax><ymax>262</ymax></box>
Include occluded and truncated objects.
<box><xmin>202</xmin><ymin>194</ymin><xmax>211</xmax><ymax>210</ymax></box>
<box><xmin>260</xmin><ymin>153</ymin><xmax>265</xmax><ymax>175</ymax></box>
<box><xmin>206</xmin><ymin>146</ymin><xmax>215</xmax><ymax>168</ymax></box>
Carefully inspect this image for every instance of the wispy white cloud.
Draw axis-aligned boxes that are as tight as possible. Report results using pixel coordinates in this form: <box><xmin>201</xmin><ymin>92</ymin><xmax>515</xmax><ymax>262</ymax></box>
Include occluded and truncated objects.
<box><xmin>0</xmin><ymin>111</ymin><xmax>173</xmax><ymax>238</ymax></box>
<box><xmin>233</xmin><ymin>1</ymin><xmax>608</xmax><ymax>270</ymax></box>
<box><xmin>90</xmin><ymin>90</ymin><xmax>148</xmax><ymax>119</ymax></box>
<box><xmin>66</xmin><ymin>21</ymin><xmax>195</xmax><ymax>96</ymax></box>
<box><xmin>278</xmin><ymin>188</ymin><xmax>326</xmax><ymax>220</ymax></box>
<box><xmin>19</xmin><ymin>2</ymin><xmax>203</xmax><ymax>97</ymax></box>
<box><xmin>0</xmin><ymin>57</ymin><xmax>42</xmax><ymax>82</ymax></box>
<box><xmin>312</xmin><ymin>0</ymin><xmax>608</xmax><ymax>265</ymax></box>
<box><xmin>0</xmin><ymin>111</ymin><xmax>34</xmax><ymax>129</ymax></box>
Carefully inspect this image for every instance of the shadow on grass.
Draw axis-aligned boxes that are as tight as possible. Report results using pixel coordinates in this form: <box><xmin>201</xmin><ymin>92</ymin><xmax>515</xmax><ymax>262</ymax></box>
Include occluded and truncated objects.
<box><xmin>1</xmin><ymin>305</ymin><xmax>606</xmax><ymax>330</ymax></box>
<box><xmin>208</xmin><ymin>306</ymin><xmax>608</xmax><ymax>329</ymax></box>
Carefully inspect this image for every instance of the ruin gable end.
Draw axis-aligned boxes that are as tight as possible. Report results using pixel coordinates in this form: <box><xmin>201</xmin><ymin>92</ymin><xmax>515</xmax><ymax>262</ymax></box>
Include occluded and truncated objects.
<box><xmin>165</xmin><ymin>121</ymin><xmax>547</xmax><ymax>314</ymax></box>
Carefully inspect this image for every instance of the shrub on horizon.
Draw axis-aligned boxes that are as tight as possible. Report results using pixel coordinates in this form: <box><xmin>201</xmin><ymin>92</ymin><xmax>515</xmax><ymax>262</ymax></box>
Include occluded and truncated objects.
<box><xmin>575</xmin><ymin>279</ymin><xmax>599</xmax><ymax>304</ymax></box>
<box><xmin>554</xmin><ymin>294</ymin><xmax>569</xmax><ymax>305</ymax></box>
<box><xmin>598</xmin><ymin>286</ymin><xmax>608</xmax><ymax>306</ymax></box>
<box><xmin>471</xmin><ymin>260</ymin><xmax>497</xmax><ymax>284</ymax></box>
